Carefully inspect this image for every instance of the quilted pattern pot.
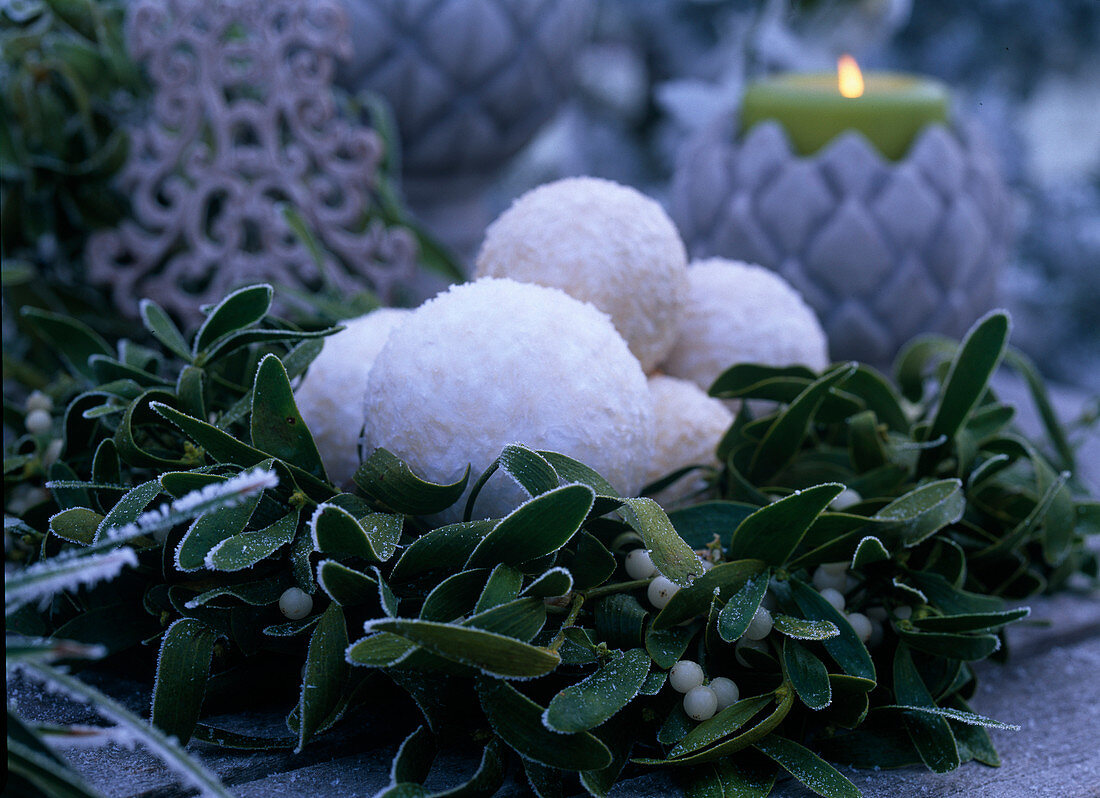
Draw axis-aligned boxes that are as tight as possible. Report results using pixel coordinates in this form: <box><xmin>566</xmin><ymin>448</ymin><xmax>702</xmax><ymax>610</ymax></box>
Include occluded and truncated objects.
<box><xmin>337</xmin><ymin>0</ymin><xmax>592</xmax><ymax>194</ymax></box>
<box><xmin>670</xmin><ymin>116</ymin><xmax>1014</xmax><ymax>368</ymax></box>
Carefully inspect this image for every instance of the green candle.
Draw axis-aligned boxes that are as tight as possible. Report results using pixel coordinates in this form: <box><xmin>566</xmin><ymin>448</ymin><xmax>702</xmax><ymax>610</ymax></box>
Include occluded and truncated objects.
<box><xmin>739</xmin><ymin>58</ymin><xmax>950</xmax><ymax>160</ymax></box>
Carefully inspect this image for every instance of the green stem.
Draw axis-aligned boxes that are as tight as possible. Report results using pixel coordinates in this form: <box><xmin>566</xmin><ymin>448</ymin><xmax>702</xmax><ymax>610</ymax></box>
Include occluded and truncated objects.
<box><xmin>548</xmin><ymin>593</ymin><xmax>585</xmax><ymax>653</ymax></box>
<box><xmin>583</xmin><ymin>578</ymin><xmax>651</xmax><ymax>601</ymax></box>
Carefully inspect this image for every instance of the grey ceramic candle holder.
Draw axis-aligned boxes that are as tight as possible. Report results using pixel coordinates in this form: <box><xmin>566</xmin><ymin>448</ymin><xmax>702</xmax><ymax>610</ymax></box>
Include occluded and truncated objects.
<box><xmin>670</xmin><ymin>116</ymin><xmax>1014</xmax><ymax>369</ymax></box>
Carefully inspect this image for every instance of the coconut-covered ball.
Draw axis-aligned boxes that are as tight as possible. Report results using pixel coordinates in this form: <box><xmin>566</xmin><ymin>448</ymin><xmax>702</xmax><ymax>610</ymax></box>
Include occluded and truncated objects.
<box><xmin>644</xmin><ymin>375</ymin><xmax>733</xmax><ymax>506</ymax></box>
<box><xmin>475</xmin><ymin>177</ymin><xmax>688</xmax><ymax>372</ymax></box>
<box><xmin>363</xmin><ymin>278</ymin><xmax>654</xmax><ymax>521</ymax></box>
<box><xmin>662</xmin><ymin>259</ymin><xmax>829</xmax><ymax>392</ymax></box>
<box><xmin>295</xmin><ymin>309</ymin><xmax>410</xmax><ymax>486</ymax></box>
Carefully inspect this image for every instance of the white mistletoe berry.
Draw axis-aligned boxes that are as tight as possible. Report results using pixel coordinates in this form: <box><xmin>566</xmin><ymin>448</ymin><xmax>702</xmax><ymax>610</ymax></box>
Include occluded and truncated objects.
<box><xmin>279</xmin><ymin>587</ymin><xmax>313</xmax><ymax>620</ymax></box>
<box><xmin>708</xmin><ymin>677</ymin><xmax>740</xmax><ymax>710</ymax></box>
<box><xmin>647</xmin><ymin>575</ymin><xmax>680</xmax><ymax>610</ymax></box>
<box><xmin>846</xmin><ymin>612</ymin><xmax>874</xmax><ymax>643</ymax></box>
<box><xmin>743</xmin><ymin>606</ymin><xmax>773</xmax><ymax>640</ymax></box>
<box><xmin>475</xmin><ymin>177</ymin><xmax>688</xmax><ymax>372</ymax></box>
<box><xmin>295</xmin><ymin>308</ymin><xmax>410</xmax><ymax>487</ymax></box>
<box><xmin>669</xmin><ymin>660</ymin><xmax>706</xmax><ymax>693</ymax></box>
<box><xmin>820</xmin><ymin>587</ymin><xmax>846</xmax><ymax>612</ymax></box>
<box><xmin>362</xmin><ymin>278</ymin><xmax>654</xmax><ymax>521</ymax></box>
<box><xmin>25</xmin><ymin>409</ymin><xmax>52</xmax><ymax>435</ymax></box>
<box><xmin>662</xmin><ymin>258</ymin><xmax>829</xmax><ymax>392</ymax></box>
<box><xmin>683</xmin><ymin>685</ymin><xmax>719</xmax><ymax>721</ymax></box>
<box><xmin>624</xmin><ymin>548</ymin><xmax>657</xmax><ymax>580</ymax></box>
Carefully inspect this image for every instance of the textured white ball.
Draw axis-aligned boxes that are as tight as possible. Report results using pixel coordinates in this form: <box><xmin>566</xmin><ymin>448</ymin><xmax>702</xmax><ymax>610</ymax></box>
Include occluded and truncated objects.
<box><xmin>295</xmin><ymin>309</ymin><xmax>410</xmax><ymax>487</ymax></box>
<box><xmin>475</xmin><ymin>177</ymin><xmax>688</xmax><ymax>372</ymax></box>
<box><xmin>644</xmin><ymin>375</ymin><xmax>733</xmax><ymax>506</ymax></box>
<box><xmin>363</xmin><ymin>279</ymin><xmax>654</xmax><ymax>521</ymax></box>
<box><xmin>709</xmin><ymin>677</ymin><xmax>740</xmax><ymax>710</ymax></box>
<box><xmin>662</xmin><ymin>259</ymin><xmax>829</xmax><ymax>392</ymax></box>
<box><xmin>624</xmin><ymin>549</ymin><xmax>658</xmax><ymax>580</ymax></box>
<box><xmin>279</xmin><ymin>587</ymin><xmax>313</xmax><ymax>620</ymax></box>
<box><xmin>683</xmin><ymin>685</ymin><xmax>719</xmax><ymax>721</ymax></box>
<box><xmin>647</xmin><ymin>575</ymin><xmax>680</xmax><ymax>610</ymax></box>
<box><xmin>669</xmin><ymin>660</ymin><xmax>706</xmax><ymax>693</ymax></box>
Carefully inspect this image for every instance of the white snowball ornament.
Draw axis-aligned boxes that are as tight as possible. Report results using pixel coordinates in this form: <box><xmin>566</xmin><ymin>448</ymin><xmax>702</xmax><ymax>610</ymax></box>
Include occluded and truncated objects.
<box><xmin>363</xmin><ymin>279</ymin><xmax>654</xmax><ymax>521</ymax></box>
<box><xmin>644</xmin><ymin>375</ymin><xmax>733</xmax><ymax>505</ymax></box>
<box><xmin>295</xmin><ymin>309</ymin><xmax>410</xmax><ymax>486</ymax></box>
<box><xmin>662</xmin><ymin>259</ymin><xmax>829</xmax><ymax>392</ymax></box>
<box><xmin>475</xmin><ymin>177</ymin><xmax>688</xmax><ymax>372</ymax></box>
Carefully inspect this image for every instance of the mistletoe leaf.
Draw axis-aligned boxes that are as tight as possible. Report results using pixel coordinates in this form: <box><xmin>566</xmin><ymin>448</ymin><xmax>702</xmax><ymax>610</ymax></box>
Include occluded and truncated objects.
<box><xmin>151</xmin><ymin>618</ymin><xmax>218</xmax><ymax>745</ymax></box>
<box><xmin>317</xmin><ymin>560</ymin><xmax>378</xmax><ymax>607</ymax></box>
<box><xmin>353</xmin><ymin>448</ymin><xmax>470</xmax><ymax>515</ymax></box>
<box><xmin>390</xmin><ymin>521</ymin><xmax>496</xmax><ymax>582</ymax></box>
<box><xmin>420</xmin><ymin>569</ymin><xmax>489</xmax><ymax>622</ymax></box>
<box><xmin>473</xmin><ymin>564</ymin><xmax>524</xmax><ymax>614</ymax></box>
<box><xmin>666</xmin><ymin>694</ymin><xmax>775</xmax><ymax>760</ymax></box>
<box><xmin>753</xmin><ymin>735</ymin><xmax>859</xmax><ymax>798</ymax></box>
<box><xmin>250</xmin><ymin>354</ymin><xmax>326</xmax><ymax>480</ymax></box>
<box><xmin>49</xmin><ymin>507</ymin><xmax>103</xmax><ymax>545</ymax></box>
<box><xmin>175</xmin><ymin>487</ymin><xmax>262</xmax><ymax>572</ymax></box>
<box><xmin>193</xmin><ymin>284</ymin><xmax>273</xmax><ymax>357</ymax></box>
<box><xmin>93</xmin><ymin>479</ymin><xmax>161</xmax><ymax>543</ymax></box>
<box><xmin>892</xmin><ymin>644</ymin><xmax>960</xmax><ymax>773</ymax></box>
<box><xmin>909</xmin><ymin>607</ymin><xmax>1030</xmax><ymax>633</ymax></box>
<box><xmin>543</xmin><ymin>648</ymin><xmax>650</xmax><ymax>733</ymax></box>
<box><xmin>21</xmin><ymin>306</ymin><xmax>112</xmax><ymax>381</ymax></box>
<box><xmin>139</xmin><ymin>298</ymin><xmax>191</xmax><ymax>361</ymax></box>
<box><xmin>498</xmin><ymin>444</ymin><xmax>560</xmax><ymax>497</ymax></box>
<box><xmin>653</xmin><ymin>559</ymin><xmax>767</xmax><ymax>630</ymax></box>
<box><xmin>771</xmin><ymin>615</ymin><xmax>839</xmax><ymax>641</ymax></box>
<box><xmin>619</xmin><ymin>497</ymin><xmax>704</xmax><ymax>587</ymax></box>
<box><xmin>895</xmin><ymin>629</ymin><xmax>1000</xmax><ymax>661</ymax></box>
<box><xmin>476</xmin><ymin>679</ymin><xmax>612</xmax><ymax>771</ymax></box>
<box><xmin>728</xmin><ymin>484</ymin><xmax>844</xmax><ymax>565</ymax></box>
<box><xmin>717</xmin><ymin>570</ymin><xmax>771</xmax><ymax>642</ymax></box>
<box><xmin>463</xmin><ymin>597</ymin><xmax>548</xmax><ymax>642</ymax></box>
<box><xmin>667</xmin><ymin>502</ymin><xmax>757</xmax><ymax>549</ymax></box>
<box><xmin>521</xmin><ymin>567</ymin><xmax>573</xmax><ymax>599</ymax></box>
<box><xmin>645</xmin><ymin>623</ymin><xmax>696</xmax><ymax>670</ymax></box>
<box><xmin>466</xmin><ymin>484</ymin><xmax>594</xmax><ymax>569</ymax></box>
<box><xmin>297</xmin><ymin>603</ymin><xmax>348</xmax><ymax>752</ymax></box>
<box><xmin>789</xmin><ymin>579</ymin><xmax>875</xmax><ymax>682</ymax></box>
<box><xmin>871</xmin><ymin>479</ymin><xmax>965</xmax><ymax>548</ymax></box>
<box><xmin>782</xmin><ymin>638</ymin><xmax>832</xmax><ymax>710</ymax></box>
<box><xmin>205</xmin><ymin>508</ymin><xmax>299</xmax><ymax>572</ymax></box>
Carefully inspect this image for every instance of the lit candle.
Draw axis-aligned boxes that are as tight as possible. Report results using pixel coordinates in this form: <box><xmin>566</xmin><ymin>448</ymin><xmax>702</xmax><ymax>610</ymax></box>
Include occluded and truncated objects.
<box><xmin>739</xmin><ymin>55</ymin><xmax>950</xmax><ymax>160</ymax></box>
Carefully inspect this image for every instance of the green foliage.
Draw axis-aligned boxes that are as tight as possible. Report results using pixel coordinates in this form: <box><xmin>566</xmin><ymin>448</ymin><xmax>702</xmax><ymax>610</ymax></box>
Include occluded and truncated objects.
<box><xmin>3</xmin><ymin>297</ymin><xmax>1097</xmax><ymax>797</ymax></box>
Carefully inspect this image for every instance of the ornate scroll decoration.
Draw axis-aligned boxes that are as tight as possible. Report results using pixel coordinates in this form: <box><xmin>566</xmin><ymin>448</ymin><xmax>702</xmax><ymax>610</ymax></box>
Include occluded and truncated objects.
<box><xmin>89</xmin><ymin>0</ymin><xmax>417</xmax><ymax>320</ymax></box>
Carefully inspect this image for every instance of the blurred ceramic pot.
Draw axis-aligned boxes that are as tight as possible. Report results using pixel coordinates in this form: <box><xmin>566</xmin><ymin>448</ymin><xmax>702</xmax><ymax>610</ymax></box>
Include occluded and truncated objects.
<box><xmin>671</xmin><ymin>116</ymin><xmax>1014</xmax><ymax>368</ymax></box>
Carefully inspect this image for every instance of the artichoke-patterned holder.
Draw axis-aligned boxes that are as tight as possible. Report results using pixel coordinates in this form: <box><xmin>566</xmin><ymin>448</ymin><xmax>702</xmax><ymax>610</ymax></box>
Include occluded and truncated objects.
<box><xmin>336</xmin><ymin>0</ymin><xmax>593</xmax><ymax>262</ymax></box>
<box><xmin>88</xmin><ymin>0</ymin><xmax>417</xmax><ymax>322</ymax></box>
<box><xmin>670</xmin><ymin>116</ymin><xmax>1014</xmax><ymax>368</ymax></box>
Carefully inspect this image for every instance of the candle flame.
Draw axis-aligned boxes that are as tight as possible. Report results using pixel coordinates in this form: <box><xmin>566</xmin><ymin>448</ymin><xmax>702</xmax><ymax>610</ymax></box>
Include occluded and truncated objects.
<box><xmin>838</xmin><ymin>54</ymin><xmax>864</xmax><ymax>98</ymax></box>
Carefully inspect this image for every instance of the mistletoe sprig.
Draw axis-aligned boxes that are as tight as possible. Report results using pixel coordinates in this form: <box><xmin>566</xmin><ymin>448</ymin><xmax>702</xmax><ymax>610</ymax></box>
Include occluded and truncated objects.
<box><xmin>4</xmin><ymin>291</ymin><xmax>1097</xmax><ymax>798</ymax></box>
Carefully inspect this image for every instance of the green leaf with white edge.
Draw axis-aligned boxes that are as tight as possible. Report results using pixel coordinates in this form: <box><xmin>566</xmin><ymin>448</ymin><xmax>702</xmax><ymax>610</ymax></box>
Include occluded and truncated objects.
<box><xmin>905</xmin><ymin>571</ymin><xmax>1004</xmax><ymax>615</ymax></box>
<box><xmin>94</xmin><ymin>480</ymin><xmax>161</xmax><ymax>543</ymax></box>
<box><xmin>21</xmin><ymin>307</ymin><xmax>113</xmax><ymax>381</ymax></box>
<box><xmin>544</xmin><ymin>648</ymin><xmax>650</xmax><ymax>733</ymax></box>
<box><xmin>184</xmin><ymin>578</ymin><xmax>285</xmax><ymax>608</ymax></box>
<box><xmin>250</xmin><ymin>354</ymin><xmax>326</xmax><ymax>480</ymax></box>
<box><xmin>523</xmin><ymin>761</ymin><xmax>566</xmax><ymax>798</ymax></box>
<box><xmin>658</xmin><ymin>706</ymin><xmax>694</xmax><ymax>747</ymax></box>
<box><xmin>666</xmin><ymin>694</ymin><xmax>774</xmax><ymax>759</ymax></box>
<box><xmin>193</xmin><ymin>284</ymin><xmax>273</xmax><ymax>356</ymax></box>
<box><xmin>474</xmin><ymin>564</ymin><xmax>524</xmax><ymax>614</ymax></box>
<box><xmin>151</xmin><ymin>618</ymin><xmax>219</xmax><ymax>745</ymax></box>
<box><xmin>354</xmin><ymin>448</ymin><xmax>470</xmax><ymax>515</ymax></box>
<box><xmin>652</xmin><ymin>559</ymin><xmax>767</xmax><ymax>630</ymax></box>
<box><xmin>391</xmin><ymin>521</ymin><xmax>496</xmax><ymax>581</ymax></box>
<box><xmin>918</xmin><ymin>311</ymin><xmax>1010</xmax><ymax>471</ymax></box>
<box><xmin>753</xmin><ymin>735</ymin><xmax>859</xmax><ymax>798</ymax></box>
<box><xmin>910</xmin><ymin>607</ymin><xmax>1030</xmax><ymax>633</ymax></box>
<box><xmin>893</xmin><ymin>643</ymin><xmax>960</xmax><ymax>773</ymax></box>
<box><xmin>420</xmin><ymin>569</ymin><xmax>489</xmax><ymax>622</ymax></box>
<box><xmin>772</xmin><ymin>614</ymin><xmax>840</xmax><ymax>641</ymax></box>
<box><xmin>537</xmin><ymin>450</ymin><xmax>621</xmax><ymax>509</ymax></box>
<box><xmin>49</xmin><ymin>507</ymin><xmax>103</xmax><ymax>545</ymax></box>
<box><xmin>667</xmin><ymin>502</ymin><xmax>757</xmax><ymax>549</ymax></box>
<box><xmin>645</xmin><ymin>623</ymin><xmax>696</xmax><ymax>670</ymax></box>
<box><xmin>364</xmin><ymin>618</ymin><xmax>560</xmax><ymax>679</ymax></box>
<box><xmin>175</xmin><ymin>488</ymin><xmax>262</xmax><ymax>572</ymax></box>
<box><xmin>594</xmin><ymin>594</ymin><xmax>649</xmax><ymax>650</ymax></box>
<box><xmin>559</xmin><ymin>531</ymin><xmax>616</xmax><ymax>591</ymax></box>
<box><xmin>498</xmin><ymin>444</ymin><xmax>560</xmax><ymax>497</ymax></box>
<box><xmin>465</xmin><ymin>484</ymin><xmax>594</xmax><ymax>569</ymax></box>
<box><xmin>139</xmin><ymin>298</ymin><xmax>192</xmax><ymax>361</ymax></box>
<box><xmin>717</xmin><ymin>570</ymin><xmax>771</xmax><ymax>642</ymax></box>
<box><xmin>789</xmin><ymin>579</ymin><xmax>875</xmax><ymax>682</ymax></box>
<box><xmin>851</xmin><ymin>535</ymin><xmax>891</xmax><ymax>569</ymax></box>
<box><xmin>390</xmin><ymin>724</ymin><xmax>436</xmax><ymax>786</ymax></box>
<box><xmin>709</xmin><ymin>363</ymin><xmax>817</xmax><ymax>397</ymax></box>
<box><xmin>728</xmin><ymin>484</ymin><xmax>844</xmax><ymax>565</ymax></box>
<box><xmin>297</xmin><ymin>603</ymin><xmax>348</xmax><ymax>752</ymax></box>
<box><xmin>346</xmin><ymin>632</ymin><xmax>417</xmax><ymax>667</ymax></box>
<box><xmin>871</xmin><ymin>479</ymin><xmax>965</xmax><ymax>548</ymax></box>
<box><xmin>205</xmin><ymin>508</ymin><xmax>299</xmax><ymax>571</ymax></box>
<box><xmin>463</xmin><ymin>597</ymin><xmax>547</xmax><ymax>642</ymax></box>
<box><xmin>783</xmin><ymin>638</ymin><xmax>832</xmax><ymax>710</ymax></box>
<box><xmin>843</xmin><ymin>365</ymin><xmax>911</xmax><ymax>433</ymax></box>
<box><xmin>878</xmin><ymin>705</ymin><xmax>1019</xmax><ymax>730</ymax></box>
<box><xmin>317</xmin><ymin>560</ymin><xmax>378</xmax><ymax>606</ymax></box>
<box><xmin>748</xmin><ymin>364</ymin><xmax>858</xmax><ymax>482</ymax></box>
<box><xmin>895</xmin><ymin>628</ymin><xmax>1000</xmax><ymax>661</ymax></box>
<box><xmin>477</xmin><ymin>679</ymin><xmax>612</xmax><ymax>771</ymax></box>
<box><xmin>619</xmin><ymin>497</ymin><xmax>705</xmax><ymax>587</ymax></box>
<box><xmin>521</xmin><ymin>567</ymin><xmax>573</xmax><ymax>599</ymax></box>
<box><xmin>639</xmin><ymin>670</ymin><xmax>668</xmax><ymax>696</ymax></box>
<box><xmin>152</xmin><ymin>403</ymin><xmax>332</xmax><ymax>500</ymax></box>
<box><xmin>310</xmin><ymin>503</ymin><xmax>401</xmax><ymax>564</ymax></box>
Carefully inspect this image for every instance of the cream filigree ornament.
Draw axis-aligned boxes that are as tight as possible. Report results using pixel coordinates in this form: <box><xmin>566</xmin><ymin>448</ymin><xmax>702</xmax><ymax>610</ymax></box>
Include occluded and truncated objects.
<box><xmin>89</xmin><ymin>0</ymin><xmax>417</xmax><ymax>320</ymax></box>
